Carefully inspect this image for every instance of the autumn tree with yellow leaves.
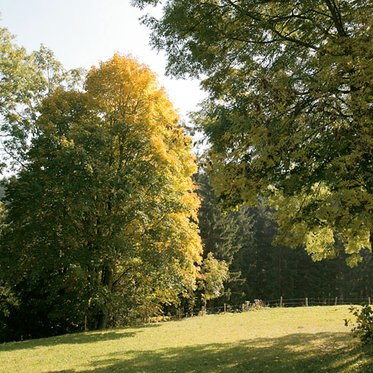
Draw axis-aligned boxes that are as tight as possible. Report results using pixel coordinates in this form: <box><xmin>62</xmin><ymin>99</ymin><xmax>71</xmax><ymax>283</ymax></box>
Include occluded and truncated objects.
<box><xmin>0</xmin><ymin>55</ymin><xmax>202</xmax><ymax>338</ymax></box>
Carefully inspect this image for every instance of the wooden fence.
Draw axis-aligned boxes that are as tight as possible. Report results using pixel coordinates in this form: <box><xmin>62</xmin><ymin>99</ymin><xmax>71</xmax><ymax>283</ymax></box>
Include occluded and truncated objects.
<box><xmin>193</xmin><ymin>296</ymin><xmax>372</xmax><ymax>317</ymax></box>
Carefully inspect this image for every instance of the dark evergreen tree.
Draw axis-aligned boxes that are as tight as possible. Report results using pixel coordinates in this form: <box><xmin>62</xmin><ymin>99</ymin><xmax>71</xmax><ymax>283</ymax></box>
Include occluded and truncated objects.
<box><xmin>196</xmin><ymin>173</ymin><xmax>373</xmax><ymax>308</ymax></box>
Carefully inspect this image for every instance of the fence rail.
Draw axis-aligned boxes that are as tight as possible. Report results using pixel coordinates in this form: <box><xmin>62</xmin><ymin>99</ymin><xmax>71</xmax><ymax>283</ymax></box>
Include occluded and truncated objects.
<box><xmin>190</xmin><ymin>296</ymin><xmax>372</xmax><ymax>317</ymax></box>
<box><xmin>142</xmin><ymin>296</ymin><xmax>372</xmax><ymax>324</ymax></box>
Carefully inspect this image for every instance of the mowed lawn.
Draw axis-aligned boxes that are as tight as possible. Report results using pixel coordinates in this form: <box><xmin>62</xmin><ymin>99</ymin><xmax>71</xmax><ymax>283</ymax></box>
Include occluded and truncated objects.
<box><xmin>1</xmin><ymin>306</ymin><xmax>372</xmax><ymax>373</ymax></box>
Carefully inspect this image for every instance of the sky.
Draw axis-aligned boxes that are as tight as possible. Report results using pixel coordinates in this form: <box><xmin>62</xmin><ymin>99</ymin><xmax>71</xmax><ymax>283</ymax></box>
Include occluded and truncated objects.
<box><xmin>0</xmin><ymin>0</ymin><xmax>206</xmax><ymax>120</ymax></box>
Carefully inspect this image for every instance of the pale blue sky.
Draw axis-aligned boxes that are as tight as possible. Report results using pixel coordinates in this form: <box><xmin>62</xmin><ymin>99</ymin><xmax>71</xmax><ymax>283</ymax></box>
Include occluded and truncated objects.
<box><xmin>0</xmin><ymin>0</ymin><xmax>206</xmax><ymax>119</ymax></box>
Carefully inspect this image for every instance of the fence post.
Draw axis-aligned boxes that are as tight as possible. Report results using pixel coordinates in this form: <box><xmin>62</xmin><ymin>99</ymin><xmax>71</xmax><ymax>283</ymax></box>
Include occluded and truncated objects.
<box><xmin>224</xmin><ymin>303</ymin><xmax>227</xmax><ymax>313</ymax></box>
<box><xmin>177</xmin><ymin>308</ymin><xmax>183</xmax><ymax>320</ymax></box>
<box><xmin>242</xmin><ymin>304</ymin><xmax>245</xmax><ymax>312</ymax></box>
<box><xmin>305</xmin><ymin>297</ymin><xmax>308</xmax><ymax>307</ymax></box>
<box><xmin>334</xmin><ymin>297</ymin><xmax>338</xmax><ymax>305</ymax></box>
<box><xmin>84</xmin><ymin>315</ymin><xmax>87</xmax><ymax>332</ymax></box>
<box><xmin>368</xmin><ymin>297</ymin><xmax>371</xmax><ymax>305</ymax></box>
<box><xmin>201</xmin><ymin>298</ymin><xmax>207</xmax><ymax>316</ymax></box>
<box><xmin>280</xmin><ymin>296</ymin><xmax>283</xmax><ymax>308</ymax></box>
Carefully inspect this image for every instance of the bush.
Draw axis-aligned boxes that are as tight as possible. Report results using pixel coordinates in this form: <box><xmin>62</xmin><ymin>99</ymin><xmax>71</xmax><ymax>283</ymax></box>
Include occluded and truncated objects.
<box><xmin>345</xmin><ymin>304</ymin><xmax>373</xmax><ymax>345</ymax></box>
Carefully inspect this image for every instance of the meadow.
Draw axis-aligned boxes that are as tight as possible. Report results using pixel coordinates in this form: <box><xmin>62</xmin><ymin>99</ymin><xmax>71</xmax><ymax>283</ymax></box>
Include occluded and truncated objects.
<box><xmin>0</xmin><ymin>305</ymin><xmax>372</xmax><ymax>373</ymax></box>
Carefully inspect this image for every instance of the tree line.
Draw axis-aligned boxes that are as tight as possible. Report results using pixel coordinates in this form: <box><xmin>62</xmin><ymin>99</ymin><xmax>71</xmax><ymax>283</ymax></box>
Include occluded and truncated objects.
<box><xmin>196</xmin><ymin>172</ymin><xmax>373</xmax><ymax>310</ymax></box>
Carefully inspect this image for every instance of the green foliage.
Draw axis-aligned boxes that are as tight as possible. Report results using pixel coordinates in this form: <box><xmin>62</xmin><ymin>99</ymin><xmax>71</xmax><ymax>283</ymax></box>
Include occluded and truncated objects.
<box><xmin>0</xmin><ymin>283</ymin><xmax>18</xmax><ymax>323</ymax></box>
<box><xmin>134</xmin><ymin>0</ymin><xmax>373</xmax><ymax>264</ymax></box>
<box><xmin>196</xmin><ymin>172</ymin><xmax>243</xmax><ymax>264</ymax></box>
<box><xmin>195</xmin><ymin>171</ymin><xmax>245</xmax><ymax>304</ymax></box>
<box><xmin>196</xmin><ymin>173</ymin><xmax>373</xmax><ymax>306</ymax></box>
<box><xmin>0</xmin><ymin>55</ymin><xmax>202</xmax><ymax>340</ymax></box>
<box><xmin>0</xmin><ymin>26</ymin><xmax>84</xmax><ymax>173</ymax></box>
<box><xmin>200</xmin><ymin>252</ymin><xmax>229</xmax><ymax>302</ymax></box>
<box><xmin>345</xmin><ymin>304</ymin><xmax>373</xmax><ymax>345</ymax></box>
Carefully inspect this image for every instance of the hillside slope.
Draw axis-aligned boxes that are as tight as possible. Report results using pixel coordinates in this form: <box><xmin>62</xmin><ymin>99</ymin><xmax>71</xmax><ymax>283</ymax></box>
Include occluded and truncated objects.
<box><xmin>0</xmin><ymin>306</ymin><xmax>372</xmax><ymax>372</ymax></box>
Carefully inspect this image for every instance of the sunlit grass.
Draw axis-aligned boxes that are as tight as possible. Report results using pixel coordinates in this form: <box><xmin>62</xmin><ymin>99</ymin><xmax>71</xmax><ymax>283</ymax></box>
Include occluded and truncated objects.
<box><xmin>0</xmin><ymin>306</ymin><xmax>372</xmax><ymax>372</ymax></box>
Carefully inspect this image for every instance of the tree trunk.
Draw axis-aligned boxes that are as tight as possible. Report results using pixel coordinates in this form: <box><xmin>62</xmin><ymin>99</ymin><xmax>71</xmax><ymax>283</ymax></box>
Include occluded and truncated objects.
<box><xmin>97</xmin><ymin>265</ymin><xmax>113</xmax><ymax>329</ymax></box>
<box><xmin>97</xmin><ymin>311</ymin><xmax>108</xmax><ymax>330</ymax></box>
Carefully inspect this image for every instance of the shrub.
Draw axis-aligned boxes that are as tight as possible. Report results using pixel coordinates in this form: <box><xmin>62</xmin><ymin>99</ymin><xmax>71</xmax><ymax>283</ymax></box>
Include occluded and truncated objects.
<box><xmin>345</xmin><ymin>304</ymin><xmax>373</xmax><ymax>345</ymax></box>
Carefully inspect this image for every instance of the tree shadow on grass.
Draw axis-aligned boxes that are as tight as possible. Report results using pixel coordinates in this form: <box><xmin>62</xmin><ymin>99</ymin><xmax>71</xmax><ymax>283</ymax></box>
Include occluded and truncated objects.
<box><xmin>48</xmin><ymin>332</ymin><xmax>373</xmax><ymax>373</ymax></box>
<box><xmin>0</xmin><ymin>324</ymin><xmax>160</xmax><ymax>352</ymax></box>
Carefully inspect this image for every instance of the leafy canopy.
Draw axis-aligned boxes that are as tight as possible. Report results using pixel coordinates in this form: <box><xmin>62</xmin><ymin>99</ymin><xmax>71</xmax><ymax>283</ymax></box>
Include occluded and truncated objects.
<box><xmin>134</xmin><ymin>0</ymin><xmax>373</xmax><ymax>264</ymax></box>
<box><xmin>0</xmin><ymin>25</ymin><xmax>84</xmax><ymax>173</ymax></box>
<box><xmin>0</xmin><ymin>55</ymin><xmax>202</xmax><ymax>337</ymax></box>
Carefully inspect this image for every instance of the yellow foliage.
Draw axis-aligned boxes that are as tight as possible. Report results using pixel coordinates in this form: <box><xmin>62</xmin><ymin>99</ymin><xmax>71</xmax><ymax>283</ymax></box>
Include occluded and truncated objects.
<box><xmin>85</xmin><ymin>54</ymin><xmax>203</xmax><ymax>293</ymax></box>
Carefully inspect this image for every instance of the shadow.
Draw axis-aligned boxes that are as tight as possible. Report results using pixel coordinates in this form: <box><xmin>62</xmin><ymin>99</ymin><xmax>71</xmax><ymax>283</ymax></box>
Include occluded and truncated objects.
<box><xmin>46</xmin><ymin>332</ymin><xmax>373</xmax><ymax>373</ymax></box>
<box><xmin>0</xmin><ymin>324</ymin><xmax>160</xmax><ymax>352</ymax></box>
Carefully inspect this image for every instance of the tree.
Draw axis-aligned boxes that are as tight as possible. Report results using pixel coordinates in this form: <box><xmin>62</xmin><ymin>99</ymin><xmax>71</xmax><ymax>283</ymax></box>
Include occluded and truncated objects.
<box><xmin>196</xmin><ymin>172</ymin><xmax>373</xmax><ymax>305</ymax></box>
<box><xmin>0</xmin><ymin>55</ymin><xmax>202</xmax><ymax>340</ymax></box>
<box><xmin>134</xmin><ymin>0</ymin><xmax>373</xmax><ymax>263</ymax></box>
<box><xmin>196</xmin><ymin>172</ymin><xmax>243</xmax><ymax>264</ymax></box>
<box><xmin>199</xmin><ymin>252</ymin><xmax>229</xmax><ymax>308</ymax></box>
<box><xmin>0</xmin><ymin>25</ymin><xmax>83</xmax><ymax>174</ymax></box>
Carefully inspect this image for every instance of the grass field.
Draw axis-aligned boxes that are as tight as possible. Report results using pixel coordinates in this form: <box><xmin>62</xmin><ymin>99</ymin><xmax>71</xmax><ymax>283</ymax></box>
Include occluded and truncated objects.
<box><xmin>0</xmin><ymin>305</ymin><xmax>372</xmax><ymax>373</ymax></box>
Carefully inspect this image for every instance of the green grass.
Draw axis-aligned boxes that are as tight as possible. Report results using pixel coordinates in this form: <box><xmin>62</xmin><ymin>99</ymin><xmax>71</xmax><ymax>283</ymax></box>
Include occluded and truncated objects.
<box><xmin>0</xmin><ymin>306</ymin><xmax>372</xmax><ymax>372</ymax></box>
